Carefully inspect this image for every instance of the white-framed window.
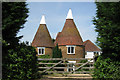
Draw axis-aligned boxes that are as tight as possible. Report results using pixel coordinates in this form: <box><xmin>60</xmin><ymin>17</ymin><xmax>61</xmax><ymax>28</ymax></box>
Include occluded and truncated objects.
<box><xmin>66</xmin><ymin>45</ymin><xmax>75</xmax><ymax>54</ymax></box>
<box><xmin>37</xmin><ymin>47</ymin><xmax>45</xmax><ymax>55</ymax></box>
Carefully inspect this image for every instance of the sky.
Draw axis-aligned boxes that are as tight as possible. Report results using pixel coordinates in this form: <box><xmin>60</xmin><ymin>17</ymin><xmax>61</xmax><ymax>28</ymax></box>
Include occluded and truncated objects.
<box><xmin>17</xmin><ymin>2</ymin><xmax>98</xmax><ymax>44</ymax></box>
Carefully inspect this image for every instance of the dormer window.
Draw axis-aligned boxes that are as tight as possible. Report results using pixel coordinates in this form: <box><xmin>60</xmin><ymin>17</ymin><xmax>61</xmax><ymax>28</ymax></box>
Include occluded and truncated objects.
<box><xmin>66</xmin><ymin>45</ymin><xmax>75</xmax><ymax>54</ymax></box>
<box><xmin>37</xmin><ymin>47</ymin><xmax>45</xmax><ymax>55</ymax></box>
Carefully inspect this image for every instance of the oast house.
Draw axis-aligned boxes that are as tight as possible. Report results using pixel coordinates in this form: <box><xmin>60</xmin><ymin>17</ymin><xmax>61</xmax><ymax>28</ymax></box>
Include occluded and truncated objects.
<box><xmin>32</xmin><ymin>9</ymin><xmax>101</xmax><ymax>59</ymax></box>
<box><xmin>32</xmin><ymin>15</ymin><xmax>54</xmax><ymax>57</ymax></box>
<box><xmin>54</xmin><ymin>9</ymin><xmax>85</xmax><ymax>59</ymax></box>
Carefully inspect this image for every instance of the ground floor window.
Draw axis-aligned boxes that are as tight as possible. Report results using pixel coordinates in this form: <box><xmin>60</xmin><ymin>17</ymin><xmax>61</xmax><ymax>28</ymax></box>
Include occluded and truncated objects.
<box><xmin>37</xmin><ymin>47</ymin><xmax>45</xmax><ymax>55</ymax></box>
<box><xmin>66</xmin><ymin>45</ymin><xmax>75</xmax><ymax>54</ymax></box>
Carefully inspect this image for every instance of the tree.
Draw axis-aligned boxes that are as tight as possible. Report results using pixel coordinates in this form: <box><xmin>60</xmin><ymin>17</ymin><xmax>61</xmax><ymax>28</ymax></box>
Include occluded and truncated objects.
<box><xmin>2</xmin><ymin>2</ymin><xmax>38</xmax><ymax>79</ymax></box>
<box><xmin>52</xmin><ymin>39</ymin><xmax>55</xmax><ymax>43</ymax></box>
<box><xmin>2</xmin><ymin>2</ymin><xmax>28</xmax><ymax>46</ymax></box>
<box><xmin>52</xmin><ymin>44</ymin><xmax>62</xmax><ymax>58</ymax></box>
<box><xmin>2</xmin><ymin>2</ymin><xmax>29</xmax><ymax>64</ymax></box>
<box><xmin>3</xmin><ymin>42</ymin><xmax>38</xmax><ymax>79</ymax></box>
<box><xmin>93</xmin><ymin>2</ymin><xmax>120</xmax><ymax>60</ymax></box>
<box><xmin>93</xmin><ymin>2</ymin><xmax>120</xmax><ymax>79</ymax></box>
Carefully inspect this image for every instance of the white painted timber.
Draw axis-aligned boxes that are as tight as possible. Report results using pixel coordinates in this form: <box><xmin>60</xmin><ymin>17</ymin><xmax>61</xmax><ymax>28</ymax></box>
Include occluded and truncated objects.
<box><xmin>85</xmin><ymin>52</ymin><xmax>94</xmax><ymax>59</ymax></box>
<box><xmin>40</xmin><ymin>15</ymin><xmax>46</xmax><ymax>24</ymax></box>
<box><xmin>66</xmin><ymin>8</ymin><xmax>73</xmax><ymax>19</ymax></box>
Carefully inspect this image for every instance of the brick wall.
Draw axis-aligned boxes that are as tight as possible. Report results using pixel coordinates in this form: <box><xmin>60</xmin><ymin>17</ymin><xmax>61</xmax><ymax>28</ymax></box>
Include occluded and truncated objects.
<box><xmin>45</xmin><ymin>47</ymin><xmax>53</xmax><ymax>57</ymax></box>
<box><xmin>59</xmin><ymin>45</ymin><xmax>85</xmax><ymax>58</ymax></box>
<box><xmin>36</xmin><ymin>47</ymin><xmax>53</xmax><ymax>57</ymax></box>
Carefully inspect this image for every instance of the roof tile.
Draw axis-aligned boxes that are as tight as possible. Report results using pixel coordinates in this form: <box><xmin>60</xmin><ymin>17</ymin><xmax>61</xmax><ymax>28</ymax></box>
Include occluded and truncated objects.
<box><xmin>55</xmin><ymin>19</ymin><xmax>83</xmax><ymax>46</ymax></box>
<box><xmin>83</xmin><ymin>40</ymin><xmax>101</xmax><ymax>52</ymax></box>
<box><xmin>32</xmin><ymin>24</ymin><xmax>54</xmax><ymax>47</ymax></box>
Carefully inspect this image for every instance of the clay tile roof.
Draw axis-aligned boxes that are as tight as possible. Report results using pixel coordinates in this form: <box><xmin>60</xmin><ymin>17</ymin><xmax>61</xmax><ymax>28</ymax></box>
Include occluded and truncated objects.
<box><xmin>83</xmin><ymin>40</ymin><xmax>101</xmax><ymax>52</ymax></box>
<box><xmin>32</xmin><ymin>24</ymin><xmax>54</xmax><ymax>47</ymax></box>
<box><xmin>55</xmin><ymin>19</ymin><xmax>83</xmax><ymax>46</ymax></box>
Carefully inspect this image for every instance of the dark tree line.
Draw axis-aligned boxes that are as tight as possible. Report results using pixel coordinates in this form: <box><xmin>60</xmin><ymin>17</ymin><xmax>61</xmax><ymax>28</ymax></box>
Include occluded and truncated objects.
<box><xmin>93</xmin><ymin>2</ymin><xmax>120</xmax><ymax>60</ymax></box>
<box><xmin>2</xmin><ymin>2</ymin><xmax>38</xmax><ymax>79</ymax></box>
<box><xmin>93</xmin><ymin>2</ymin><xmax>120</xmax><ymax>79</ymax></box>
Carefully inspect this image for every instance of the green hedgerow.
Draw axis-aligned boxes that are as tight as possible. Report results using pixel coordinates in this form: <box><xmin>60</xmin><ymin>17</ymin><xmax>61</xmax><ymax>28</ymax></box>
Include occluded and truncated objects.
<box><xmin>2</xmin><ymin>42</ymin><xmax>39</xmax><ymax>79</ymax></box>
<box><xmin>93</xmin><ymin>56</ymin><xmax>120</xmax><ymax>79</ymax></box>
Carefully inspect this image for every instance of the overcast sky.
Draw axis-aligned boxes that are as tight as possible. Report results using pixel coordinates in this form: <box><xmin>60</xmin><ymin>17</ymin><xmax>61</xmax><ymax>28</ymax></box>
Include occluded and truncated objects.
<box><xmin>17</xmin><ymin>2</ymin><xmax>98</xmax><ymax>44</ymax></box>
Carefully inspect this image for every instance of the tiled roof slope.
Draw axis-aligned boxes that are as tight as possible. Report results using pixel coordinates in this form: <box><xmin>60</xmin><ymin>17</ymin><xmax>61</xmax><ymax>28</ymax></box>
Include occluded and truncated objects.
<box><xmin>55</xmin><ymin>19</ymin><xmax>83</xmax><ymax>46</ymax></box>
<box><xmin>83</xmin><ymin>40</ymin><xmax>101</xmax><ymax>52</ymax></box>
<box><xmin>32</xmin><ymin>24</ymin><xmax>54</xmax><ymax>47</ymax></box>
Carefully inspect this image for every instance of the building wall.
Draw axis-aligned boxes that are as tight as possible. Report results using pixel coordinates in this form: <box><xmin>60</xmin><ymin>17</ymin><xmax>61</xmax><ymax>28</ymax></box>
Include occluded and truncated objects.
<box><xmin>59</xmin><ymin>45</ymin><xmax>85</xmax><ymax>58</ymax></box>
<box><xmin>36</xmin><ymin>47</ymin><xmax>53</xmax><ymax>57</ymax></box>
<box><xmin>85</xmin><ymin>51</ymin><xmax>101</xmax><ymax>58</ymax></box>
<box><xmin>45</xmin><ymin>47</ymin><xmax>53</xmax><ymax>57</ymax></box>
<box><xmin>85</xmin><ymin>52</ymin><xmax>94</xmax><ymax>58</ymax></box>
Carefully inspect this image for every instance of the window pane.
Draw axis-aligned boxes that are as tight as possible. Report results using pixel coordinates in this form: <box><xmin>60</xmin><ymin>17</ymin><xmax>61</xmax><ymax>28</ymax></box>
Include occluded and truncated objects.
<box><xmin>94</xmin><ymin>52</ymin><xmax>96</xmax><ymax>55</ymax></box>
<box><xmin>68</xmin><ymin>47</ymin><xmax>70</xmax><ymax>53</ymax></box>
<box><xmin>71</xmin><ymin>47</ymin><xmax>74</xmax><ymax>53</ymax></box>
<box><xmin>39</xmin><ymin>49</ymin><xmax>41</xmax><ymax>54</ymax></box>
<box><xmin>42</xmin><ymin>49</ymin><xmax>44</xmax><ymax>54</ymax></box>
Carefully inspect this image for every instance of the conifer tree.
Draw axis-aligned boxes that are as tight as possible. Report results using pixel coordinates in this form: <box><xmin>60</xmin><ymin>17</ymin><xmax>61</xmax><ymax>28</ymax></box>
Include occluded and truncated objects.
<box><xmin>2</xmin><ymin>2</ymin><xmax>38</xmax><ymax>79</ymax></box>
<box><xmin>93</xmin><ymin>2</ymin><xmax>120</xmax><ymax>78</ymax></box>
<box><xmin>93</xmin><ymin>2</ymin><xmax>120</xmax><ymax>60</ymax></box>
<box><xmin>2</xmin><ymin>2</ymin><xmax>28</xmax><ymax>46</ymax></box>
<box><xmin>52</xmin><ymin>44</ymin><xmax>62</xmax><ymax>58</ymax></box>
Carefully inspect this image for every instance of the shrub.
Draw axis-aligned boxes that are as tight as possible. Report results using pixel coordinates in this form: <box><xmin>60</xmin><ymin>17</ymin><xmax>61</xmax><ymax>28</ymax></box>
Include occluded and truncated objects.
<box><xmin>2</xmin><ymin>42</ymin><xmax>38</xmax><ymax>79</ymax></box>
<box><xmin>79</xmin><ymin>59</ymin><xmax>88</xmax><ymax>63</ymax></box>
<box><xmin>38</xmin><ymin>55</ymin><xmax>50</xmax><ymax>58</ymax></box>
<box><xmin>38</xmin><ymin>55</ymin><xmax>51</xmax><ymax>67</ymax></box>
<box><xmin>52</xmin><ymin>44</ymin><xmax>62</xmax><ymax>58</ymax></box>
<box><xmin>76</xmin><ymin>59</ymin><xmax>91</xmax><ymax>71</ymax></box>
<box><xmin>93</xmin><ymin>56</ymin><xmax>120</xmax><ymax>79</ymax></box>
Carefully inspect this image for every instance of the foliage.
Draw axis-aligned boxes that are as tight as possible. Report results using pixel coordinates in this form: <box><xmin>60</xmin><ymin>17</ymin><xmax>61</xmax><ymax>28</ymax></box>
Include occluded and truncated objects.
<box><xmin>52</xmin><ymin>44</ymin><xmax>62</xmax><ymax>58</ymax></box>
<box><xmin>38</xmin><ymin>55</ymin><xmax>50</xmax><ymax>58</ymax></box>
<box><xmin>93</xmin><ymin>56</ymin><xmax>120</xmax><ymax>79</ymax></box>
<box><xmin>38</xmin><ymin>55</ymin><xmax>51</xmax><ymax>66</ymax></box>
<box><xmin>93</xmin><ymin>2</ymin><xmax>120</xmax><ymax>59</ymax></box>
<box><xmin>79</xmin><ymin>59</ymin><xmax>88</xmax><ymax>63</ymax></box>
<box><xmin>2</xmin><ymin>2</ymin><xmax>39</xmax><ymax>79</ymax></box>
<box><xmin>76</xmin><ymin>59</ymin><xmax>92</xmax><ymax>71</ymax></box>
<box><xmin>2</xmin><ymin>42</ymin><xmax>39</xmax><ymax>79</ymax></box>
<box><xmin>2</xmin><ymin>2</ymin><xmax>28</xmax><ymax>46</ymax></box>
<box><xmin>52</xmin><ymin>39</ymin><xmax>55</xmax><ymax>43</ymax></box>
<box><xmin>93</xmin><ymin>2</ymin><xmax>120</xmax><ymax>79</ymax></box>
<box><xmin>52</xmin><ymin>44</ymin><xmax>63</xmax><ymax>69</ymax></box>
